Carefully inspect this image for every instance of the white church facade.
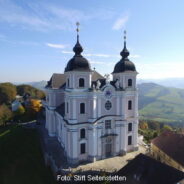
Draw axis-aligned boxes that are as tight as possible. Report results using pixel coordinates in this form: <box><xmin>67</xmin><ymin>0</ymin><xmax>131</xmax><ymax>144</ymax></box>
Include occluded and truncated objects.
<box><xmin>44</xmin><ymin>29</ymin><xmax>139</xmax><ymax>164</ymax></box>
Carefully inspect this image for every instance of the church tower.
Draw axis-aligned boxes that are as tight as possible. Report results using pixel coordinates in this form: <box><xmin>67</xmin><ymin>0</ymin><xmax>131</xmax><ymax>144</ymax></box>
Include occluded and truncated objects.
<box><xmin>112</xmin><ymin>31</ymin><xmax>137</xmax><ymax>89</ymax></box>
<box><xmin>112</xmin><ymin>31</ymin><xmax>138</xmax><ymax>120</ymax></box>
<box><xmin>64</xmin><ymin>22</ymin><xmax>93</xmax><ymax>124</ymax></box>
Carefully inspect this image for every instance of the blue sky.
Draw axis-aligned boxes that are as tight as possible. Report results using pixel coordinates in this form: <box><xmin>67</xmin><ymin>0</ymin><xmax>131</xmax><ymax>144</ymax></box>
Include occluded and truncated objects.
<box><xmin>1</xmin><ymin>0</ymin><xmax>184</xmax><ymax>82</ymax></box>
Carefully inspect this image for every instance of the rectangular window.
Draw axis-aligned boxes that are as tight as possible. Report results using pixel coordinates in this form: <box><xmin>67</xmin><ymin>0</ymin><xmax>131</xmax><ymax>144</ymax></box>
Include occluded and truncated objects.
<box><xmin>79</xmin><ymin>78</ymin><xmax>85</xmax><ymax>87</ymax></box>
<box><xmin>128</xmin><ymin>136</ymin><xmax>132</xmax><ymax>145</ymax></box>
<box><xmin>80</xmin><ymin>103</ymin><xmax>85</xmax><ymax>114</ymax></box>
<box><xmin>128</xmin><ymin>123</ymin><xmax>132</xmax><ymax>131</ymax></box>
<box><xmin>67</xmin><ymin>78</ymin><xmax>70</xmax><ymax>87</ymax></box>
<box><xmin>80</xmin><ymin>143</ymin><xmax>86</xmax><ymax>154</ymax></box>
<box><xmin>105</xmin><ymin>120</ymin><xmax>111</xmax><ymax>129</ymax></box>
<box><xmin>128</xmin><ymin>100</ymin><xmax>132</xmax><ymax>110</ymax></box>
<box><xmin>66</xmin><ymin>102</ymin><xmax>69</xmax><ymax>113</ymax></box>
<box><xmin>128</xmin><ymin>79</ymin><xmax>132</xmax><ymax>87</ymax></box>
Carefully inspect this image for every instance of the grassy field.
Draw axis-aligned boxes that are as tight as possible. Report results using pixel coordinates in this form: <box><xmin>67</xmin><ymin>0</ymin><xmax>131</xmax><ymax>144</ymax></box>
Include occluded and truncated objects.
<box><xmin>0</xmin><ymin>125</ymin><xmax>56</xmax><ymax>184</ymax></box>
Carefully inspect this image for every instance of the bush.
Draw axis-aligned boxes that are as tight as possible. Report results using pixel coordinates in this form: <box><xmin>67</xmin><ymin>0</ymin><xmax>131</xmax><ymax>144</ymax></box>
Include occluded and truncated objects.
<box><xmin>0</xmin><ymin>104</ymin><xmax>12</xmax><ymax>126</ymax></box>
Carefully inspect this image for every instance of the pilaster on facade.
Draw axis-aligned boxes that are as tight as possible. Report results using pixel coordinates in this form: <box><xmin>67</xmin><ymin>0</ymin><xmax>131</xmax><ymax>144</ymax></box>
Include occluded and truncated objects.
<box><xmin>97</xmin><ymin>98</ymin><xmax>101</xmax><ymax>117</ymax></box>
<box><xmin>92</xmin><ymin>97</ymin><xmax>97</xmax><ymax>119</ymax></box>
<box><xmin>133</xmin><ymin>121</ymin><xmax>138</xmax><ymax>148</ymax></box>
<box><xmin>92</xmin><ymin>127</ymin><xmax>97</xmax><ymax>161</ymax></box>
<box><xmin>116</xmin><ymin>96</ymin><xmax>120</xmax><ymax>115</ymax></box>
<box><xmin>97</xmin><ymin>126</ymin><xmax>102</xmax><ymax>159</ymax></box>
<box><xmin>122</xmin><ymin>122</ymin><xmax>127</xmax><ymax>153</ymax></box>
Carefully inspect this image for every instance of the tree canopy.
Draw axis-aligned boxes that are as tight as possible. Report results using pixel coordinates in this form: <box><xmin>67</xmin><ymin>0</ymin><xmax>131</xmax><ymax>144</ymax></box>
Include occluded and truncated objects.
<box><xmin>0</xmin><ymin>83</ymin><xmax>16</xmax><ymax>105</ymax></box>
<box><xmin>16</xmin><ymin>85</ymin><xmax>45</xmax><ymax>99</ymax></box>
<box><xmin>0</xmin><ymin>104</ymin><xmax>12</xmax><ymax>126</ymax></box>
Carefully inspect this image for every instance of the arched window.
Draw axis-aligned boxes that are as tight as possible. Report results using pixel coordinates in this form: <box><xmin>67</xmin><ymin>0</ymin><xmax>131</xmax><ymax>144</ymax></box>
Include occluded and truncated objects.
<box><xmin>128</xmin><ymin>79</ymin><xmax>132</xmax><ymax>87</ymax></box>
<box><xmin>128</xmin><ymin>123</ymin><xmax>132</xmax><ymax>131</ymax></box>
<box><xmin>128</xmin><ymin>100</ymin><xmax>132</xmax><ymax>110</ymax></box>
<box><xmin>79</xmin><ymin>78</ymin><xmax>85</xmax><ymax>87</ymax></box>
<box><xmin>80</xmin><ymin>103</ymin><xmax>85</xmax><ymax>114</ymax></box>
<box><xmin>80</xmin><ymin>128</ymin><xmax>85</xmax><ymax>139</ymax></box>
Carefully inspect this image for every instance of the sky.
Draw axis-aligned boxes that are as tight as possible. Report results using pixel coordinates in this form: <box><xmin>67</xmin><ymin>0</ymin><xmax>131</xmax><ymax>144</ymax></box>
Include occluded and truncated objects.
<box><xmin>1</xmin><ymin>0</ymin><xmax>184</xmax><ymax>82</ymax></box>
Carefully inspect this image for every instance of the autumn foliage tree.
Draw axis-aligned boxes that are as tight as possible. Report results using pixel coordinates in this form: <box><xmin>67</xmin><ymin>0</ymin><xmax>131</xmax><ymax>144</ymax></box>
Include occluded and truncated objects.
<box><xmin>13</xmin><ymin>105</ymin><xmax>25</xmax><ymax>122</ymax></box>
<box><xmin>29</xmin><ymin>99</ymin><xmax>41</xmax><ymax>113</ymax></box>
<box><xmin>0</xmin><ymin>83</ymin><xmax>16</xmax><ymax>105</ymax></box>
<box><xmin>139</xmin><ymin>121</ymin><xmax>148</xmax><ymax>130</ymax></box>
<box><xmin>21</xmin><ymin>99</ymin><xmax>42</xmax><ymax>121</ymax></box>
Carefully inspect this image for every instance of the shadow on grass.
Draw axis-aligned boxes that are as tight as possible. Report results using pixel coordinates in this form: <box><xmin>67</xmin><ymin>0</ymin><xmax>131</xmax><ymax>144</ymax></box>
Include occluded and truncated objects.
<box><xmin>0</xmin><ymin>125</ymin><xmax>57</xmax><ymax>184</ymax></box>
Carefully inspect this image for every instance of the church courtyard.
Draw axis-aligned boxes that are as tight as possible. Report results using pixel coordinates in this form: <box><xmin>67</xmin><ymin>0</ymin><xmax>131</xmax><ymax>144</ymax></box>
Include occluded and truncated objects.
<box><xmin>72</xmin><ymin>144</ymin><xmax>146</xmax><ymax>173</ymax></box>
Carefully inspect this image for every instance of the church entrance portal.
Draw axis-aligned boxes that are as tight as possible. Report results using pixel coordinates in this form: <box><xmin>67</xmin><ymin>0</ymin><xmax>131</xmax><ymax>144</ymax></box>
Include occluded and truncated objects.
<box><xmin>105</xmin><ymin>143</ymin><xmax>112</xmax><ymax>157</ymax></box>
<box><xmin>105</xmin><ymin>137</ymin><xmax>113</xmax><ymax>157</ymax></box>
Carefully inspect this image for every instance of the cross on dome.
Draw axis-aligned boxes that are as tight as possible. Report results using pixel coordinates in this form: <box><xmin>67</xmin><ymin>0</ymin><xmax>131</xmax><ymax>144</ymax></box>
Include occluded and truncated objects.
<box><xmin>73</xmin><ymin>22</ymin><xmax>83</xmax><ymax>55</ymax></box>
<box><xmin>120</xmin><ymin>30</ymin><xmax>130</xmax><ymax>58</ymax></box>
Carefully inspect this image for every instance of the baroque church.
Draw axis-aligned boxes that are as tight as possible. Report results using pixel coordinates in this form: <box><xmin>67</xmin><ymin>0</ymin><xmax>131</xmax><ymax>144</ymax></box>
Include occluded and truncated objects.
<box><xmin>44</xmin><ymin>26</ymin><xmax>139</xmax><ymax>164</ymax></box>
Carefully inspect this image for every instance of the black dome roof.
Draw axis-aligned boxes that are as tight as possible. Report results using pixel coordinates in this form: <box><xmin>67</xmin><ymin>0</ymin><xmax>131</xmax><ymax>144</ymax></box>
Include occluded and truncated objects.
<box><xmin>113</xmin><ymin>58</ymin><xmax>136</xmax><ymax>73</ymax></box>
<box><xmin>113</xmin><ymin>39</ymin><xmax>136</xmax><ymax>73</ymax></box>
<box><xmin>65</xmin><ymin>35</ymin><xmax>91</xmax><ymax>72</ymax></box>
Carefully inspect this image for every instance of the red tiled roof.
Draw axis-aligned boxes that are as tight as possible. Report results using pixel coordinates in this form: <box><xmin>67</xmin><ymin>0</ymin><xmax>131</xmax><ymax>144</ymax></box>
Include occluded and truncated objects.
<box><xmin>151</xmin><ymin>131</ymin><xmax>184</xmax><ymax>167</ymax></box>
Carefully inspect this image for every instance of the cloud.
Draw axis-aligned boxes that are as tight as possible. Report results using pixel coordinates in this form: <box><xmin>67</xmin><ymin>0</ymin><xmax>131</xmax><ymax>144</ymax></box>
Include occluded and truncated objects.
<box><xmin>61</xmin><ymin>50</ymin><xmax>140</xmax><ymax>60</ymax></box>
<box><xmin>137</xmin><ymin>61</ymin><xmax>184</xmax><ymax>79</ymax></box>
<box><xmin>90</xmin><ymin>60</ymin><xmax>114</xmax><ymax>66</ymax></box>
<box><xmin>112</xmin><ymin>14</ymin><xmax>129</xmax><ymax>30</ymax></box>
<box><xmin>90</xmin><ymin>61</ymin><xmax>105</xmax><ymax>64</ymax></box>
<box><xmin>83</xmin><ymin>53</ymin><xmax>111</xmax><ymax>58</ymax></box>
<box><xmin>62</xmin><ymin>50</ymin><xmax>73</xmax><ymax>54</ymax></box>
<box><xmin>46</xmin><ymin>43</ymin><xmax>67</xmax><ymax>49</ymax></box>
<box><xmin>93</xmin><ymin>54</ymin><xmax>111</xmax><ymax>58</ymax></box>
<box><xmin>62</xmin><ymin>50</ymin><xmax>113</xmax><ymax>57</ymax></box>
<box><xmin>0</xmin><ymin>1</ymin><xmax>116</xmax><ymax>31</ymax></box>
<box><xmin>129</xmin><ymin>54</ymin><xmax>141</xmax><ymax>58</ymax></box>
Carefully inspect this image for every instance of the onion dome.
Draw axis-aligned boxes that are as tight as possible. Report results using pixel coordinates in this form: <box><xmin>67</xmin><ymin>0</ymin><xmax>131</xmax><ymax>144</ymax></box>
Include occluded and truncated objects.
<box><xmin>64</xmin><ymin>23</ymin><xmax>91</xmax><ymax>72</ymax></box>
<box><xmin>113</xmin><ymin>31</ymin><xmax>136</xmax><ymax>73</ymax></box>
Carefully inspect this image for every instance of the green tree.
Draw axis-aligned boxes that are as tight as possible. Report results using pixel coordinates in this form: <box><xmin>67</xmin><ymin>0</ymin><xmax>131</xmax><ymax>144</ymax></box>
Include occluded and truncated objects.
<box><xmin>162</xmin><ymin>125</ymin><xmax>173</xmax><ymax>132</ymax></box>
<box><xmin>0</xmin><ymin>83</ymin><xmax>16</xmax><ymax>105</ymax></box>
<box><xmin>148</xmin><ymin>120</ymin><xmax>160</xmax><ymax>131</ymax></box>
<box><xmin>153</xmin><ymin>131</ymin><xmax>158</xmax><ymax>138</ymax></box>
<box><xmin>17</xmin><ymin>85</ymin><xmax>45</xmax><ymax>99</ymax></box>
<box><xmin>0</xmin><ymin>104</ymin><xmax>12</xmax><ymax>126</ymax></box>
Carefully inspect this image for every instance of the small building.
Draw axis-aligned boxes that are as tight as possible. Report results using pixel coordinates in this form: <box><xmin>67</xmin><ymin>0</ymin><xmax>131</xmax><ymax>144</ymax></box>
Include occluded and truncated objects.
<box><xmin>11</xmin><ymin>99</ymin><xmax>21</xmax><ymax>111</ymax></box>
<box><xmin>151</xmin><ymin>131</ymin><xmax>184</xmax><ymax>172</ymax></box>
<box><xmin>116</xmin><ymin>153</ymin><xmax>184</xmax><ymax>184</ymax></box>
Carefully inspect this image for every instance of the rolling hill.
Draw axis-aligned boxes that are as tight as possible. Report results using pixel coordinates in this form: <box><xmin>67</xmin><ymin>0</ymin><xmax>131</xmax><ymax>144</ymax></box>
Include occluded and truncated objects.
<box><xmin>27</xmin><ymin>81</ymin><xmax>184</xmax><ymax>124</ymax></box>
<box><xmin>138</xmin><ymin>83</ymin><xmax>184</xmax><ymax>123</ymax></box>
